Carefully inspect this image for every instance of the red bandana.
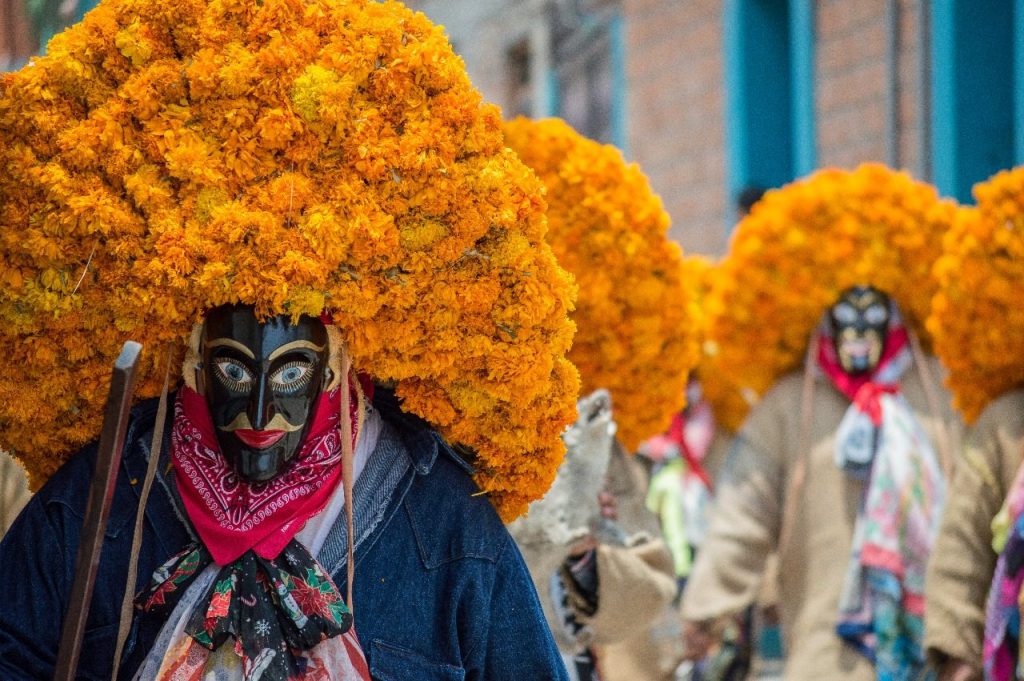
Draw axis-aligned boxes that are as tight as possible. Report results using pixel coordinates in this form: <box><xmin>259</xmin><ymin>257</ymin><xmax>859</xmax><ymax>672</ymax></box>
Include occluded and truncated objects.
<box><xmin>816</xmin><ymin>324</ymin><xmax>910</xmax><ymax>425</ymax></box>
<box><xmin>667</xmin><ymin>410</ymin><xmax>714</xmax><ymax>491</ymax></box>
<box><xmin>172</xmin><ymin>385</ymin><xmax>356</xmax><ymax>565</ymax></box>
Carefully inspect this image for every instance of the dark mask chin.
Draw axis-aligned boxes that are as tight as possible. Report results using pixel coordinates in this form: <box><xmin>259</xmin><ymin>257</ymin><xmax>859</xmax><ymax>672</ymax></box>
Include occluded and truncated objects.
<box><xmin>201</xmin><ymin>304</ymin><xmax>329</xmax><ymax>482</ymax></box>
<box><xmin>230</xmin><ymin>433</ymin><xmax>308</xmax><ymax>482</ymax></box>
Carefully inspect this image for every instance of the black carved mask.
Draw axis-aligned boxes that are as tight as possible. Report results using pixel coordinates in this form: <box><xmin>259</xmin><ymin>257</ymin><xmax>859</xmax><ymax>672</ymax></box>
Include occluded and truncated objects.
<box><xmin>201</xmin><ymin>305</ymin><xmax>330</xmax><ymax>482</ymax></box>
<box><xmin>828</xmin><ymin>286</ymin><xmax>891</xmax><ymax>375</ymax></box>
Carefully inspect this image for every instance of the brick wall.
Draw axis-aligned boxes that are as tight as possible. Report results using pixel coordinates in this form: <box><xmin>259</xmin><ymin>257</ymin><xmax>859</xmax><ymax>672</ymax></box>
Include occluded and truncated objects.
<box><xmin>815</xmin><ymin>0</ymin><xmax>925</xmax><ymax>177</ymax></box>
<box><xmin>409</xmin><ymin>1</ymin><xmax>932</xmax><ymax>258</ymax></box>
<box><xmin>622</xmin><ymin>0</ymin><xmax>727</xmax><ymax>255</ymax></box>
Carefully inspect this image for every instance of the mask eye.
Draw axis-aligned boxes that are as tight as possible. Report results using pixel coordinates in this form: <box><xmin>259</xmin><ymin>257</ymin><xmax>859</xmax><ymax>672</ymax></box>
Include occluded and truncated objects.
<box><xmin>270</xmin><ymin>361</ymin><xmax>314</xmax><ymax>393</ymax></box>
<box><xmin>864</xmin><ymin>303</ymin><xmax>889</xmax><ymax>326</ymax></box>
<box><xmin>832</xmin><ymin>302</ymin><xmax>857</xmax><ymax>326</ymax></box>
<box><xmin>214</xmin><ymin>358</ymin><xmax>255</xmax><ymax>392</ymax></box>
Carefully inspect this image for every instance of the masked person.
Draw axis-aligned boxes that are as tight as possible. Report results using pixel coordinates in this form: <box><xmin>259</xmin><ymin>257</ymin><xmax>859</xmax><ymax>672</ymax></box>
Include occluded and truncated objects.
<box><xmin>642</xmin><ymin>377</ymin><xmax>787</xmax><ymax>681</ymax></box>
<box><xmin>640</xmin><ymin>378</ymin><xmax>725</xmax><ymax>591</ymax></box>
<box><xmin>0</xmin><ymin>0</ymin><xmax>582</xmax><ymax>678</ymax></box>
<box><xmin>502</xmin><ymin>118</ymin><xmax>700</xmax><ymax>681</ymax></box>
<box><xmin>510</xmin><ymin>390</ymin><xmax>679</xmax><ymax>681</ymax></box>
<box><xmin>923</xmin><ymin>167</ymin><xmax>1024</xmax><ymax>681</ymax></box>
<box><xmin>0</xmin><ymin>304</ymin><xmax>573</xmax><ymax>680</ymax></box>
<box><xmin>685</xmin><ymin>286</ymin><xmax>955</xmax><ymax>680</ymax></box>
<box><xmin>681</xmin><ymin>166</ymin><xmax>960</xmax><ymax>681</ymax></box>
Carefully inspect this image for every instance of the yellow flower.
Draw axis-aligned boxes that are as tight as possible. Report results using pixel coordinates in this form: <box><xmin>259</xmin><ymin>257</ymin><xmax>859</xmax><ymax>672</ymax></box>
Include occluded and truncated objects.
<box><xmin>0</xmin><ymin>0</ymin><xmax>578</xmax><ymax>521</ymax></box>
<box><xmin>704</xmin><ymin>164</ymin><xmax>956</xmax><ymax>431</ymax></box>
<box><xmin>928</xmin><ymin>166</ymin><xmax>1024</xmax><ymax>422</ymax></box>
<box><xmin>504</xmin><ymin>118</ymin><xmax>700</xmax><ymax>451</ymax></box>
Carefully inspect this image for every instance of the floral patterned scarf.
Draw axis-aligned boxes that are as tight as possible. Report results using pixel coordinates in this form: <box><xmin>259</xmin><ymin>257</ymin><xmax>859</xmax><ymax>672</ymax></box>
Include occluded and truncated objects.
<box><xmin>983</xmin><ymin>461</ymin><xmax>1024</xmax><ymax>680</ymax></box>
<box><xmin>817</xmin><ymin>320</ymin><xmax>946</xmax><ymax>681</ymax></box>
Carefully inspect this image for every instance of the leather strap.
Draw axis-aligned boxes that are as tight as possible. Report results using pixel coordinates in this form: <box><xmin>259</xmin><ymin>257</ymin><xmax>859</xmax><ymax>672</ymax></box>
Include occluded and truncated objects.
<box><xmin>111</xmin><ymin>351</ymin><xmax>172</xmax><ymax>679</ymax></box>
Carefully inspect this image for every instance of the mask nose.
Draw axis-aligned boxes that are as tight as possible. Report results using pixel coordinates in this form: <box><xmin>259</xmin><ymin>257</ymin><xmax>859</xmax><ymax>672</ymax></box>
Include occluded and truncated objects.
<box><xmin>249</xmin><ymin>372</ymin><xmax>276</xmax><ymax>430</ymax></box>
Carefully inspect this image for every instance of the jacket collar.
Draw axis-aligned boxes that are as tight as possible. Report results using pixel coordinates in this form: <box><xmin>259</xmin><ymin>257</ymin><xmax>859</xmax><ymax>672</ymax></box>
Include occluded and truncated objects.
<box><xmin>370</xmin><ymin>387</ymin><xmax>475</xmax><ymax>476</ymax></box>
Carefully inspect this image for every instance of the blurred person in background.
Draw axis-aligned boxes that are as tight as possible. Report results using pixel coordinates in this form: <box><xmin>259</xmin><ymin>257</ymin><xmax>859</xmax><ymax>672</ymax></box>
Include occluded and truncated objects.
<box><xmin>511</xmin><ymin>390</ymin><xmax>680</xmax><ymax>681</ymax></box>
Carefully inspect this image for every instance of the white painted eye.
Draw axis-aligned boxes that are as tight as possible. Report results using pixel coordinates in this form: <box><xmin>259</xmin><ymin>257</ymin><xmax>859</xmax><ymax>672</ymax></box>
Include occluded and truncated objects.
<box><xmin>214</xmin><ymin>358</ymin><xmax>255</xmax><ymax>391</ymax></box>
<box><xmin>864</xmin><ymin>303</ymin><xmax>888</xmax><ymax>325</ymax></box>
<box><xmin>270</xmin><ymin>361</ymin><xmax>313</xmax><ymax>392</ymax></box>
<box><xmin>832</xmin><ymin>302</ymin><xmax>858</xmax><ymax>325</ymax></box>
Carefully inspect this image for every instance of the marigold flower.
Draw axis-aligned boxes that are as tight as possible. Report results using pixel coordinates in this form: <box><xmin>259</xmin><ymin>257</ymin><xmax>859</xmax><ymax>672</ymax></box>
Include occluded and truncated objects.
<box><xmin>0</xmin><ymin>0</ymin><xmax>578</xmax><ymax>521</ymax></box>
<box><xmin>928</xmin><ymin>166</ymin><xmax>1024</xmax><ymax>422</ymax></box>
<box><xmin>703</xmin><ymin>164</ymin><xmax>956</xmax><ymax>431</ymax></box>
<box><xmin>504</xmin><ymin>118</ymin><xmax>700</xmax><ymax>451</ymax></box>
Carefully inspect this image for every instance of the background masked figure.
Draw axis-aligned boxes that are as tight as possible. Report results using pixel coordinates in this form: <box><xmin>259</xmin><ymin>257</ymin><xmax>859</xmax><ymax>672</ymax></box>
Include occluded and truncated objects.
<box><xmin>923</xmin><ymin>166</ymin><xmax>1024</xmax><ymax>681</ymax></box>
<box><xmin>683</xmin><ymin>285</ymin><xmax>958</xmax><ymax>681</ymax></box>
<box><xmin>501</xmin><ymin>117</ymin><xmax>701</xmax><ymax>681</ymax></box>
<box><xmin>510</xmin><ymin>390</ymin><xmax>679</xmax><ymax>681</ymax></box>
<box><xmin>924</xmin><ymin>389</ymin><xmax>1024</xmax><ymax>681</ymax></box>
<box><xmin>640</xmin><ymin>378</ymin><xmax>723</xmax><ymax>590</ymax></box>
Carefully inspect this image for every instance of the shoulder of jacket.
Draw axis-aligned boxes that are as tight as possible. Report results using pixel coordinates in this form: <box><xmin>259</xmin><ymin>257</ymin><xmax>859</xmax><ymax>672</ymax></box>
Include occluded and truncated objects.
<box><xmin>402</xmin><ymin>456</ymin><xmax>511</xmax><ymax>569</ymax></box>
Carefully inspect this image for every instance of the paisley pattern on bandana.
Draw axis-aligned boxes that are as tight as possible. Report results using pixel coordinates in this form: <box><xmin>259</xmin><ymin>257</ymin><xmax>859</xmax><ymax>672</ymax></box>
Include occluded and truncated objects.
<box><xmin>172</xmin><ymin>385</ymin><xmax>353</xmax><ymax>565</ymax></box>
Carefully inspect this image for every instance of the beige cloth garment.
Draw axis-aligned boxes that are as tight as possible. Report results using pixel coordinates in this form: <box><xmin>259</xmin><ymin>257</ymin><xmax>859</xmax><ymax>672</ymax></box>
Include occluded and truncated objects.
<box><xmin>0</xmin><ymin>451</ymin><xmax>30</xmax><ymax>536</ymax></box>
<box><xmin>682</xmin><ymin>356</ymin><xmax>961</xmax><ymax>681</ymax></box>
<box><xmin>924</xmin><ymin>388</ymin><xmax>1024</xmax><ymax>675</ymax></box>
<box><xmin>702</xmin><ymin>430</ymin><xmax>732</xmax><ymax>486</ymax></box>
<box><xmin>513</xmin><ymin>444</ymin><xmax>679</xmax><ymax>681</ymax></box>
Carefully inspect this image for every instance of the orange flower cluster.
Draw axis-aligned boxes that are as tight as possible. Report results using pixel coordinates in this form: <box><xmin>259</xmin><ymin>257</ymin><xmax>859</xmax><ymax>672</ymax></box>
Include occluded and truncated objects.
<box><xmin>504</xmin><ymin>117</ymin><xmax>700</xmax><ymax>452</ymax></box>
<box><xmin>928</xmin><ymin>167</ymin><xmax>1024</xmax><ymax>422</ymax></box>
<box><xmin>678</xmin><ymin>254</ymin><xmax>749</xmax><ymax>433</ymax></box>
<box><xmin>703</xmin><ymin>164</ymin><xmax>956</xmax><ymax>431</ymax></box>
<box><xmin>0</xmin><ymin>0</ymin><xmax>579</xmax><ymax>520</ymax></box>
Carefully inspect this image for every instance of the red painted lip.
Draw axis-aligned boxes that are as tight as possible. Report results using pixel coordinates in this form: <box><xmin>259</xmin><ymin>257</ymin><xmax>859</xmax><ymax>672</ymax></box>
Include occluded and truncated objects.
<box><xmin>234</xmin><ymin>429</ymin><xmax>286</xmax><ymax>449</ymax></box>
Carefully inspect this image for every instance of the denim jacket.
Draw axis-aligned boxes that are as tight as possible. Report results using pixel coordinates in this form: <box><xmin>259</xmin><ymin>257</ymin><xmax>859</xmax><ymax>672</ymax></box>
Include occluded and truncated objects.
<box><xmin>0</xmin><ymin>389</ymin><xmax>568</xmax><ymax>680</ymax></box>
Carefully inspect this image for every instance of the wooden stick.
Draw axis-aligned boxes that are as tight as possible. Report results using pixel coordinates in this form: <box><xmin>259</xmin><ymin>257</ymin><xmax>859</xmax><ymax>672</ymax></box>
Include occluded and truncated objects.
<box><xmin>110</xmin><ymin>349</ymin><xmax>171</xmax><ymax>680</ymax></box>
<box><xmin>339</xmin><ymin>347</ymin><xmax>356</xmax><ymax>616</ymax></box>
<box><xmin>54</xmin><ymin>341</ymin><xmax>142</xmax><ymax>681</ymax></box>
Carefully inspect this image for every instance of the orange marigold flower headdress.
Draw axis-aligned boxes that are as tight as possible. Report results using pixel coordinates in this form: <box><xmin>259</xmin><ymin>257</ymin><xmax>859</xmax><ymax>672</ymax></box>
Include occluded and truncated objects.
<box><xmin>503</xmin><ymin>117</ymin><xmax>700</xmax><ymax>452</ymax></box>
<box><xmin>0</xmin><ymin>0</ymin><xmax>579</xmax><ymax>521</ymax></box>
<box><xmin>677</xmin><ymin>254</ymin><xmax>749</xmax><ymax>434</ymax></box>
<box><xmin>928</xmin><ymin>167</ymin><xmax>1024</xmax><ymax>422</ymax></box>
<box><xmin>703</xmin><ymin>163</ymin><xmax>957</xmax><ymax>431</ymax></box>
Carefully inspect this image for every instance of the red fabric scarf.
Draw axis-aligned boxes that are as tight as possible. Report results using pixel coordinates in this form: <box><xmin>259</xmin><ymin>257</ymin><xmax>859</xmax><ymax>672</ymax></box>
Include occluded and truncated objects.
<box><xmin>172</xmin><ymin>385</ymin><xmax>356</xmax><ymax>565</ymax></box>
<box><xmin>667</xmin><ymin>411</ymin><xmax>714</xmax><ymax>491</ymax></box>
<box><xmin>816</xmin><ymin>324</ymin><xmax>909</xmax><ymax>423</ymax></box>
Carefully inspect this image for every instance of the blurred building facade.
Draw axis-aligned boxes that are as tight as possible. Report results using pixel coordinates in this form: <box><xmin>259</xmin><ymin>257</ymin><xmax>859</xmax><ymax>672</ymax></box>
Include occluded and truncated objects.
<box><xmin>408</xmin><ymin>0</ymin><xmax>1024</xmax><ymax>255</ymax></box>
<box><xmin>4</xmin><ymin>0</ymin><xmax>1022</xmax><ymax>252</ymax></box>
<box><xmin>1</xmin><ymin>0</ymin><xmax>98</xmax><ymax>70</ymax></box>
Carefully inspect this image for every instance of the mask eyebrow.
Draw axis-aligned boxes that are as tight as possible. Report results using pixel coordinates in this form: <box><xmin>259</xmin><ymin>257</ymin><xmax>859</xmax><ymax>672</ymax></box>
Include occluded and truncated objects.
<box><xmin>268</xmin><ymin>340</ymin><xmax>326</xmax><ymax>362</ymax></box>
<box><xmin>206</xmin><ymin>338</ymin><xmax>256</xmax><ymax>359</ymax></box>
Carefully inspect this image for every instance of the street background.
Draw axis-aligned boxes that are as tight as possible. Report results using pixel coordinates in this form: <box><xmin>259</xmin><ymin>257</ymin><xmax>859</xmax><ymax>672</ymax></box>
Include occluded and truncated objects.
<box><xmin>406</xmin><ymin>0</ymin><xmax>1021</xmax><ymax>255</ymax></box>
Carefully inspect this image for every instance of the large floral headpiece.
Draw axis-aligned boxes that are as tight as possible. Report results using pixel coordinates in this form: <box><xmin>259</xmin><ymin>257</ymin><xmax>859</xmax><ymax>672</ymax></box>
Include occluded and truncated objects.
<box><xmin>503</xmin><ymin>117</ymin><xmax>700</xmax><ymax>452</ymax></box>
<box><xmin>928</xmin><ymin>167</ymin><xmax>1024</xmax><ymax>422</ymax></box>
<box><xmin>703</xmin><ymin>164</ymin><xmax>956</xmax><ymax>431</ymax></box>
<box><xmin>0</xmin><ymin>0</ymin><xmax>579</xmax><ymax>520</ymax></box>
